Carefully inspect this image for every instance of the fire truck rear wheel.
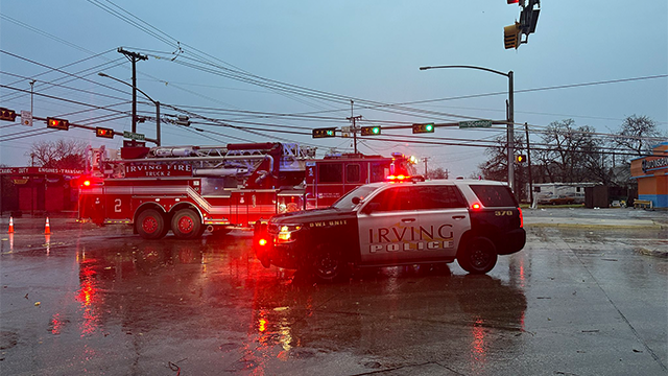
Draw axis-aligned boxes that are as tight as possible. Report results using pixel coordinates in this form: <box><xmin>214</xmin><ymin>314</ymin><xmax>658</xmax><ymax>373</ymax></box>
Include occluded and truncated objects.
<box><xmin>171</xmin><ymin>209</ymin><xmax>203</xmax><ymax>240</ymax></box>
<box><xmin>137</xmin><ymin>209</ymin><xmax>167</xmax><ymax>240</ymax></box>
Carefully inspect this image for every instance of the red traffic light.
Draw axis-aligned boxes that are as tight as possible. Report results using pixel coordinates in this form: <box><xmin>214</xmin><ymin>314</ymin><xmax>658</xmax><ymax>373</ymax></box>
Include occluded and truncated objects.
<box><xmin>0</xmin><ymin>108</ymin><xmax>17</xmax><ymax>122</ymax></box>
<box><xmin>46</xmin><ymin>117</ymin><xmax>70</xmax><ymax>130</ymax></box>
<box><xmin>95</xmin><ymin>127</ymin><xmax>114</xmax><ymax>139</ymax></box>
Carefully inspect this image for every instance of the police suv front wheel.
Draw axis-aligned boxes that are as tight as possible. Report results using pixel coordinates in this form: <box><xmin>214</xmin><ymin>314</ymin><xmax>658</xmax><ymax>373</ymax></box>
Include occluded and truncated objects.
<box><xmin>311</xmin><ymin>246</ymin><xmax>347</xmax><ymax>282</ymax></box>
<box><xmin>458</xmin><ymin>236</ymin><xmax>498</xmax><ymax>274</ymax></box>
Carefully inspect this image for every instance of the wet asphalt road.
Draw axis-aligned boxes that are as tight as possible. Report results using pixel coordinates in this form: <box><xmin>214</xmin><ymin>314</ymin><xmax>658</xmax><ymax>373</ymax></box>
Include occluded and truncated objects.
<box><xmin>1</xmin><ymin>209</ymin><xmax>667</xmax><ymax>376</ymax></box>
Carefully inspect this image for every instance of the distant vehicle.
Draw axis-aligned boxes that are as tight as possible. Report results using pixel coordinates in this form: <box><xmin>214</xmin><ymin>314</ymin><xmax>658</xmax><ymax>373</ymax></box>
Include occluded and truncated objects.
<box><xmin>532</xmin><ymin>183</ymin><xmax>594</xmax><ymax>205</ymax></box>
<box><xmin>547</xmin><ymin>196</ymin><xmax>575</xmax><ymax>205</ymax></box>
<box><xmin>253</xmin><ymin>179</ymin><xmax>526</xmax><ymax>281</ymax></box>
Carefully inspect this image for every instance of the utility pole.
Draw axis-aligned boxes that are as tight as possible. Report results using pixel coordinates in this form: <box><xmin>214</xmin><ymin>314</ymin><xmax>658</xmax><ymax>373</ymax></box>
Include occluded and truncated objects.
<box><xmin>117</xmin><ymin>48</ymin><xmax>148</xmax><ymax>134</ymax></box>
<box><xmin>524</xmin><ymin>122</ymin><xmax>533</xmax><ymax>204</ymax></box>
<box><xmin>29</xmin><ymin>80</ymin><xmax>35</xmax><ymax>114</ymax></box>
<box><xmin>422</xmin><ymin>157</ymin><xmax>429</xmax><ymax>178</ymax></box>
<box><xmin>346</xmin><ymin>100</ymin><xmax>362</xmax><ymax>155</ymax></box>
<box><xmin>507</xmin><ymin>71</ymin><xmax>515</xmax><ymax>193</ymax></box>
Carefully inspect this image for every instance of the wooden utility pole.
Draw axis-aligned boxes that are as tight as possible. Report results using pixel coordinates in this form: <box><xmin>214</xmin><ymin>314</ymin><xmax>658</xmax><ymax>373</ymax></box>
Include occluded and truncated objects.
<box><xmin>117</xmin><ymin>48</ymin><xmax>148</xmax><ymax>134</ymax></box>
<box><xmin>525</xmin><ymin>122</ymin><xmax>534</xmax><ymax>204</ymax></box>
<box><xmin>346</xmin><ymin>100</ymin><xmax>362</xmax><ymax>155</ymax></box>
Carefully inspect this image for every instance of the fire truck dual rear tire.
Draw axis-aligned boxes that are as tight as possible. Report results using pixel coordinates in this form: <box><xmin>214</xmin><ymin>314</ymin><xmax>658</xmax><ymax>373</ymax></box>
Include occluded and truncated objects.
<box><xmin>171</xmin><ymin>209</ymin><xmax>203</xmax><ymax>240</ymax></box>
<box><xmin>137</xmin><ymin>209</ymin><xmax>167</xmax><ymax>240</ymax></box>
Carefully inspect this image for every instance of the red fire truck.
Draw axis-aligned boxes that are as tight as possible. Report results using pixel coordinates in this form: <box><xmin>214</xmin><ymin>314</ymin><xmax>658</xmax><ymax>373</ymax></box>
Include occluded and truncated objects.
<box><xmin>77</xmin><ymin>142</ymin><xmax>416</xmax><ymax>240</ymax></box>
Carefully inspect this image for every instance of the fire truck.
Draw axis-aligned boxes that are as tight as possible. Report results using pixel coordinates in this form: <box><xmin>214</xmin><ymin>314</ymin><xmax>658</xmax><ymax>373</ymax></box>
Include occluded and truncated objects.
<box><xmin>77</xmin><ymin>142</ymin><xmax>415</xmax><ymax>240</ymax></box>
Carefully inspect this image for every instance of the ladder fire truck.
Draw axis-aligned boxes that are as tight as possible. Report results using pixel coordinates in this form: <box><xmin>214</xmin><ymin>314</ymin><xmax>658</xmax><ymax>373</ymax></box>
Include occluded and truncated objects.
<box><xmin>77</xmin><ymin>142</ymin><xmax>415</xmax><ymax>240</ymax></box>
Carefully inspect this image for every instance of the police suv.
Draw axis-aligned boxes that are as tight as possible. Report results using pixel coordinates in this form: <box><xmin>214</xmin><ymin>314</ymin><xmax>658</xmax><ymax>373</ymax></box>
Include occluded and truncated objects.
<box><xmin>254</xmin><ymin>179</ymin><xmax>526</xmax><ymax>281</ymax></box>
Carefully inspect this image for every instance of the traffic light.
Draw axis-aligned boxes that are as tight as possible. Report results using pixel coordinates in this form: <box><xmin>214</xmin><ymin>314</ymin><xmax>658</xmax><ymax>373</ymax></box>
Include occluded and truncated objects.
<box><xmin>46</xmin><ymin>117</ymin><xmax>70</xmax><ymax>130</ymax></box>
<box><xmin>412</xmin><ymin>123</ymin><xmax>434</xmax><ymax>134</ymax></box>
<box><xmin>0</xmin><ymin>108</ymin><xmax>17</xmax><ymax>122</ymax></box>
<box><xmin>312</xmin><ymin>127</ymin><xmax>336</xmax><ymax>138</ymax></box>
<box><xmin>504</xmin><ymin>23</ymin><xmax>521</xmax><ymax>49</ymax></box>
<box><xmin>96</xmin><ymin>127</ymin><xmax>114</xmax><ymax>139</ymax></box>
<box><xmin>360</xmin><ymin>126</ymin><xmax>381</xmax><ymax>136</ymax></box>
<box><xmin>516</xmin><ymin>154</ymin><xmax>527</xmax><ymax>163</ymax></box>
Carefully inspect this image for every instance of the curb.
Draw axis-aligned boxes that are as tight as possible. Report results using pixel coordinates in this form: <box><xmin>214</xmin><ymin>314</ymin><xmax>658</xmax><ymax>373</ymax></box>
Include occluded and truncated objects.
<box><xmin>636</xmin><ymin>247</ymin><xmax>668</xmax><ymax>258</ymax></box>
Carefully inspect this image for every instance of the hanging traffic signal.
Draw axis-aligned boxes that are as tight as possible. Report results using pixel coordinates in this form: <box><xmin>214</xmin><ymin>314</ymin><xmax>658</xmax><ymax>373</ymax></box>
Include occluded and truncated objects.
<box><xmin>312</xmin><ymin>127</ymin><xmax>336</xmax><ymax>138</ymax></box>
<box><xmin>360</xmin><ymin>126</ymin><xmax>381</xmax><ymax>136</ymax></box>
<box><xmin>46</xmin><ymin>117</ymin><xmax>70</xmax><ymax>130</ymax></box>
<box><xmin>504</xmin><ymin>23</ymin><xmax>521</xmax><ymax>49</ymax></box>
<box><xmin>95</xmin><ymin>127</ymin><xmax>114</xmax><ymax>139</ymax></box>
<box><xmin>516</xmin><ymin>154</ymin><xmax>527</xmax><ymax>163</ymax></box>
<box><xmin>412</xmin><ymin>123</ymin><xmax>434</xmax><ymax>134</ymax></box>
<box><xmin>0</xmin><ymin>108</ymin><xmax>17</xmax><ymax>122</ymax></box>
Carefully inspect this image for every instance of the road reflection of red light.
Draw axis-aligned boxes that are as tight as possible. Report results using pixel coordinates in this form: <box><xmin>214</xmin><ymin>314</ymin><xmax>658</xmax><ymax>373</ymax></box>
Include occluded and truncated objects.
<box><xmin>471</xmin><ymin>317</ymin><xmax>487</xmax><ymax>368</ymax></box>
<box><xmin>76</xmin><ymin>269</ymin><xmax>101</xmax><ymax>335</ymax></box>
<box><xmin>50</xmin><ymin>313</ymin><xmax>64</xmax><ymax>335</ymax></box>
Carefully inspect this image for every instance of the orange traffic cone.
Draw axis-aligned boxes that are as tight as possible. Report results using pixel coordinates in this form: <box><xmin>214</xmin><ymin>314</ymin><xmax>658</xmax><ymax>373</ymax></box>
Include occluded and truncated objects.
<box><xmin>44</xmin><ymin>217</ymin><xmax>51</xmax><ymax>235</ymax></box>
<box><xmin>8</xmin><ymin>216</ymin><xmax>14</xmax><ymax>233</ymax></box>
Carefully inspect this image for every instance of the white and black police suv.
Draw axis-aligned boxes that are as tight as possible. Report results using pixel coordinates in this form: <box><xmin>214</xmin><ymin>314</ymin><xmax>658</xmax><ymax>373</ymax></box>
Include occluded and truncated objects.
<box><xmin>254</xmin><ymin>179</ymin><xmax>526</xmax><ymax>281</ymax></box>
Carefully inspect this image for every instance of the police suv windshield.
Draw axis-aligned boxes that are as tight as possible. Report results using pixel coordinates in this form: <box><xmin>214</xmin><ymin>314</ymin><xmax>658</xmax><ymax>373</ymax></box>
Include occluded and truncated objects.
<box><xmin>332</xmin><ymin>185</ymin><xmax>378</xmax><ymax>210</ymax></box>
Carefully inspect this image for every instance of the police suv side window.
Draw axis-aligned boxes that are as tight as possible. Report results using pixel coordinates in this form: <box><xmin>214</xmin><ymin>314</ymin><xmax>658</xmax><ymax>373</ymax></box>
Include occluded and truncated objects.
<box><xmin>371</xmin><ymin>186</ymin><xmax>421</xmax><ymax>212</ymax></box>
<box><xmin>418</xmin><ymin>186</ymin><xmax>466</xmax><ymax>209</ymax></box>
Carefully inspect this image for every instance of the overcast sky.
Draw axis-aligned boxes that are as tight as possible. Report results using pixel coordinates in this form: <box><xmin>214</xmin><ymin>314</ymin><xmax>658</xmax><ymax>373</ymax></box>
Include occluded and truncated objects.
<box><xmin>1</xmin><ymin>1</ymin><xmax>666</xmax><ymax>177</ymax></box>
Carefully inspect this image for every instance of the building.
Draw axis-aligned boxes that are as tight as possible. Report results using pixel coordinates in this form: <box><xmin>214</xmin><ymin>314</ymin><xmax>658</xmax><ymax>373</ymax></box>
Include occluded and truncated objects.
<box><xmin>630</xmin><ymin>142</ymin><xmax>668</xmax><ymax>208</ymax></box>
<box><xmin>0</xmin><ymin>167</ymin><xmax>83</xmax><ymax>215</ymax></box>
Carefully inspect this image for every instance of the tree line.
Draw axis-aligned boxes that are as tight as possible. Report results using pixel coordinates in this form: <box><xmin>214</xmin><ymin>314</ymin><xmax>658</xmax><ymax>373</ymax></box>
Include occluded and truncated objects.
<box><xmin>477</xmin><ymin>115</ymin><xmax>666</xmax><ymax>200</ymax></box>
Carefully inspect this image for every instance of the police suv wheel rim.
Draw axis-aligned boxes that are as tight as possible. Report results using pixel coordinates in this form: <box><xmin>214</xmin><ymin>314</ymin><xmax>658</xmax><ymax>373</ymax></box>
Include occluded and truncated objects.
<box><xmin>471</xmin><ymin>248</ymin><xmax>490</xmax><ymax>268</ymax></box>
<box><xmin>316</xmin><ymin>254</ymin><xmax>338</xmax><ymax>277</ymax></box>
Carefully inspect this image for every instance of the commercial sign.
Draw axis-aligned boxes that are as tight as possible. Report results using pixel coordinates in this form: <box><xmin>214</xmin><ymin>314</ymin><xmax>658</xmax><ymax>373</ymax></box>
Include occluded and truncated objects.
<box><xmin>124</xmin><ymin>162</ymin><xmax>193</xmax><ymax>178</ymax></box>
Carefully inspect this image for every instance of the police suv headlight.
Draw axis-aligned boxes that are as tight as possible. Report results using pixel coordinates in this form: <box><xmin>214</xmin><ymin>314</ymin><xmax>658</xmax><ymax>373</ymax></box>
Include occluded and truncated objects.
<box><xmin>277</xmin><ymin>224</ymin><xmax>302</xmax><ymax>242</ymax></box>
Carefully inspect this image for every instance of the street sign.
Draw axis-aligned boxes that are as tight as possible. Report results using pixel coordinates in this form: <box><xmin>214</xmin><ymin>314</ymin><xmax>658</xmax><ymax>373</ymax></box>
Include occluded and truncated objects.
<box><xmin>123</xmin><ymin>130</ymin><xmax>145</xmax><ymax>140</ymax></box>
<box><xmin>459</xmin><ymin>120</ymin><xmax>492</xmax><ymax>129</ymax></box>
<box><xmin>21</xmin><ymin>111</ymin><xmax>32</xmax><ymax>126</ymax></box>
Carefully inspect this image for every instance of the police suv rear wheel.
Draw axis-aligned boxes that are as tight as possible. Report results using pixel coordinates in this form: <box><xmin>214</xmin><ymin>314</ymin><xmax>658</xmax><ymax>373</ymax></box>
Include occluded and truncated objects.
<box><xmin>458</xmin><ymin>236</ymin><xmax>498</xmax><ymax>274</ymax></box>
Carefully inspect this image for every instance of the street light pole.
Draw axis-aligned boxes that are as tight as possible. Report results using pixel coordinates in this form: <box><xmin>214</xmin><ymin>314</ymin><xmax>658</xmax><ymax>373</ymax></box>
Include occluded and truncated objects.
<box><xmin>419</xmin><ymin>65</ymin><xmax>515</xmax><ymax>192</ymax></box>
<box><xmin>98</xmin><ymin>72</ymin><xmax>161</xmax><ymax>146</ymax></box>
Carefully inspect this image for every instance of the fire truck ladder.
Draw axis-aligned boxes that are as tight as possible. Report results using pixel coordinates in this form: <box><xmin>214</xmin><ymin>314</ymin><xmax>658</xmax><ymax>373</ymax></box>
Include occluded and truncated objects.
<box><xmin>97</xmin><ymin>143</ymin><xmax>316</xmax><ymax>179</ymax></box>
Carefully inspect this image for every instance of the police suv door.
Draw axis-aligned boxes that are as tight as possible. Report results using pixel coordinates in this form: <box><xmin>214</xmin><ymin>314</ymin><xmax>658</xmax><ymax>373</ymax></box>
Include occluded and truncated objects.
<box><xmin>357</xmin><ymin>185</ymin><xmax>424</xmax><ymax>264</ymax></box>
<box><xmin>413</xmin><ymin>185</ymin><xmax>471</xmax><ymax>259</ymax></box>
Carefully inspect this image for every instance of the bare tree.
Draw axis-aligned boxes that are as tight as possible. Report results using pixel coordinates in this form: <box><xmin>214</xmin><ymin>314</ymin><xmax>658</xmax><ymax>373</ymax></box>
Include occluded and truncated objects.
<box><xmin>614</xmin><ymin>115</ymin><xmax>664</xmax><ymax>158</ymax></box>
<box><xmin>27</xmin><ymin>139</ymin><xmax>87</xmax><ymax>169</ymax></box>
<box><xmin>427</xmin><ymin>167</ymin><xmax>448</xmax><ymax>180</ymax></box>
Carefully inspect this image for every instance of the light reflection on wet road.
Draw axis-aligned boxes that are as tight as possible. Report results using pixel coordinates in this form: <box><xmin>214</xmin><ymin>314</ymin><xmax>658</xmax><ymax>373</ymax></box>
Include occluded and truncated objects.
<box><xmin>0</xmin><ymin>220</ymin><xmax>666</xmax><ymax>375</ymax></box>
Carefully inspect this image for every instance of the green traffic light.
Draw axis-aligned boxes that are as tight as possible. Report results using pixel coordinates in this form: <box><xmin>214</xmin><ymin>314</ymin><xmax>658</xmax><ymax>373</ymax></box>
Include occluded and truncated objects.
<box><xmin>425</xmin><ymin>124</ymin><xmax>433</xmax><ymax>132</ymax></box>
<box><xmin>372</xmin><ymin>127</ymin><xmax>380</xmax><ymax>134</ymax></box>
